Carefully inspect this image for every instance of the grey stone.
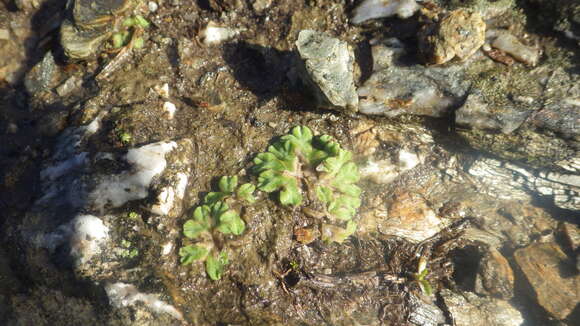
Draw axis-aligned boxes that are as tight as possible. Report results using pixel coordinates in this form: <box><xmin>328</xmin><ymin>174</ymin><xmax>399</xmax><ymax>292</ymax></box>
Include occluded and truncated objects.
<box><xmin>295</xmin><ymin>30</ymin><xmax>359</xmax><ymax>113</ymax></box>
<box><xmin>530</xmin><ymin>100</ymin><xmax>580</xmax><ymax>139</ymax></box>
<box><xmin>24</xmin><ymin>51</ymin><xmax>57</xmax><ymax>95</ymax></box>
<box><xmin>408</xmin><ymin>294</ymin><xmax>446</xmax><ymax>326</ymax></box>
<box><xmin>456</xmin><ymin>91</ymin><xmax>531</xmax><ymax>133</ymax></box>
<box><xmin>358</xmin><ymin>64</ymin><xmax>469</xmax><ymax>118</ymax></box>
<box><xmin>441</xmin><ymin>289</ymin><xmax>524</xmax><ymax>326</ymax></box>
<box><xmin>351</xmin><ymin>0</ymin><xmax>420</xmax><ymax>24</ymax></box>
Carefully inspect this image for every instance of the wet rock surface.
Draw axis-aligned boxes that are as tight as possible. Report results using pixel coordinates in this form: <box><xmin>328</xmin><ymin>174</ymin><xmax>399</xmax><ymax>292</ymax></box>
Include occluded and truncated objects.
<box><xmin>440</xmin><ymin>289</ymin><xmax>524</xmax><ymax>326</ymax></box>
<box><xmin>0</xmin><ymin>0</ymin><xmax>578</xmax><ymax>325</ymax></box>
<box><xmin>514</xmin><ymin>242</ymin><xmax>580</xmax><ymax>321</ymax></box>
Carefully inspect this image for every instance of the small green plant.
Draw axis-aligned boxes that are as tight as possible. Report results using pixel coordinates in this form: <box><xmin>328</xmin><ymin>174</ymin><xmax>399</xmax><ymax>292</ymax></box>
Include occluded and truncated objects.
<box><xmin>179</xmin><ymin>176</ymin><xmax>253</xmax><ymax>280</ymax></box>
<box><xmin>118</xmin><ymin>131</ymin><xmax>132</xmax><ymax>144</ymax></box>
<box><xmin>253</xmin><ymin>126</ymin><xmax>361</xmax><ymax>243</ymax></box>
<box><xmin>412</xmin><ymin>256</ymin><xmax>433</xmax><ymax>296</ymax></box>
<box><xmin>127</xmin><ymin>211</ymin><xmax>140</xmax><ymax>219</ymax></box>
<box><xmin>119</xmin><ymin>239</ymin><xmax>139</xmax><ymax>258</ymax></box>
<box><xmin>111</xmin><ymin>15</ymin><xmax>150</xmax><ymax>49</ymax></box>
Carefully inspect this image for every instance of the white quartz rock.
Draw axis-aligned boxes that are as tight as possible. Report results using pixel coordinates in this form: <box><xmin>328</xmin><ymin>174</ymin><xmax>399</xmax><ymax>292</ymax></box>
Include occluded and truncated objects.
<box><xmin>105</xmin><ymin>282</ymin><xmax>183</xmax><ymax>320</ymax></box>
<box><xmin>90</xmin><ymin>141</ymin><xmax>177</xmax><ymax>211</ymax></box>
<box><xmin>492</xmin><ymin>33</ymin><xmax>539</xmax><ymax>66</ymax></box>
<box><xmin>35</xmin><ymin>214</ymin><xmax>110</xmax><ymax>264</ymax></box>
<box><xmin>199</xmin><ymin>22</ymin><xmax>241</xmax><ymax>46</ymax></box>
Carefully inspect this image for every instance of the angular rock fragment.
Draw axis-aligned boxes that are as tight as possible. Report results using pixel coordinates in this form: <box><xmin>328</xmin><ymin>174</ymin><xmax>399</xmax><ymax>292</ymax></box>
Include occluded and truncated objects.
<box><xmin>24</xmin><ymin>51</ymin><xmax>58</xmax><ymax>95</ymax></box>
<box><xmin>418</xmin><ymin>9</ymin><xmax>486</xmax><ymax>65</ymax></box>
<box><xmin>407</xmin><ymin>294</ymin><xmax>446</xmax><ymax>326</ymax></box>
<box><xmin>358</xmin><ymin>64</ymin><xmax>469</xmax><ymax>117</ymax></box>
<box><xmin>491</xmin><ymin>33</ymin><xmax>539</xmax><ymax>66</ymax></box>
<box><xmin>295</xmin><ymin>30</ymin><xmax>359</xmax><ymax>112</ymax></box>
<box><xmin>455</xmin><ymin>91</ymin><xmax>531</xmax><ymax>134</ymax></box>
<box><xmin>514</xmin><ymin>242</ymin><xmax>580</xmax><ymax>320</ymax></box>
<box><xmin>374</xmin><ymin>192</ymin><xmax>451</xmax><ymax>243</ymax></box>
<box><xmin>475</xmin><ymin>248</ymin><xmax>514</xmax><ymax>299</ymax></box>
<box><xmin>441</xmin><ymin>289</ymin><xmax>524</xmax><ymax>326</ymax></box>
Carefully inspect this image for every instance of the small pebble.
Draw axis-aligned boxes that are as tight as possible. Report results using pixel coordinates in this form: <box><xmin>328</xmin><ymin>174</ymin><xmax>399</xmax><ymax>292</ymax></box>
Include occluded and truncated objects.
<box><xmin>148</xmin><ymin>1</ymin><xmax>158</xmax><ymax>12</ymax></box>
<box><xmin>0</xmin><ymin>29</ymin><xmax>9</xmax><ymax>40</ymax></box>
<box><xmin>161</xmin><ymin>242</ymin><xmax>173</xmax><ymax>255</ymax></box>
<box><xmin>154</xmin><ymin>83</ymin><xmax>170</xmax><ymax>98</ymax></box>
<box><xmin>163</xmin><ymin>101</ymin><xmax>176</xmax><ymax>119</ymax></box>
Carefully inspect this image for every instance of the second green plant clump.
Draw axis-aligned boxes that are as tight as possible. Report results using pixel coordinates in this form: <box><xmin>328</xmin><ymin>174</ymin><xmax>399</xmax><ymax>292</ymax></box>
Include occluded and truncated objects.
<box><xmin>179</xmin><ymin>176</ymin><xmax>254</xmax><ymax>280</ymax></box>
<box><xmin>253</xmin><ymin>126</ymin><xmax>361</xmax><ymax>243</ymax></box>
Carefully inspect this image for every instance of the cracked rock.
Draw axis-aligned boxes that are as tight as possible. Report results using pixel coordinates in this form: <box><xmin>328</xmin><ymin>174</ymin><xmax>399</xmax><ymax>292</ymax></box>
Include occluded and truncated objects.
<box><xmin>295</xmin><ymin>30</ymin><xmax>359</xmax><ymax>113</ymax></box>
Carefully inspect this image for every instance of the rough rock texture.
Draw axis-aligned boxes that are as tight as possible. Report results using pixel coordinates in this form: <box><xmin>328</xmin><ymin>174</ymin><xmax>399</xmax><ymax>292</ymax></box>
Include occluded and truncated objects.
<box><xmin>514</xmin><ymin>242</ymin><xmax>580</xmax><ymax>321</ymax></box>
<box><xmin>418</xmin><ymin>9</ymin><xmax>486</xmax><ymax>65</ymax></box>
<box><xmin>475</xmin><ymin>248</ymin><xmax>514</xmax><ymax>299</ymax></box>
<box><xmin>458</xmin><ymin>64</ymin><xmax>579</xmax><ymax>169</ymax></box>
<box><xmin>441</xmin><ymin>289</ymin><xmax>524</xmax><ymax>326</ymax></box>
<box><xmin>468</xmin><ymin>157</ymin><xmax>580</xmax><ymax>211</ymax></box>
<box><xmin>60</xmin><ymin>0</ymin><xmax>133</xmax><ymax>59</ymax></box>
<box><xmin>295</xmin><ymin>30</ymin><xmax>359</xmax><ymax>112</ymax></box>
<box><xmin>407</xmin><ymin>294</ymin><xmax>446</xmax><ymax>326</ymax></box>
<box><xmin>358</xmin><ymin>63</ymin><xmax>469</xmax><ymax>117</ymax></box>
<box><xmin>376</xmin><ymin>192</ymin><xmax>451</xmax><ymax>243</ymax></box>
<box><xmin>455</xmin><ymin>91</ymin><xmax>532</xmax><ymax>134</ymax></box>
